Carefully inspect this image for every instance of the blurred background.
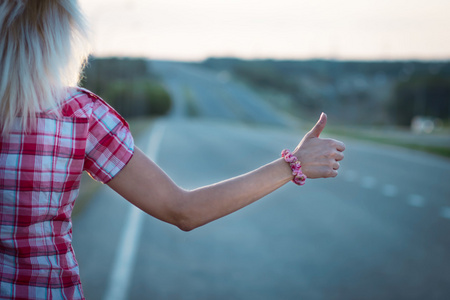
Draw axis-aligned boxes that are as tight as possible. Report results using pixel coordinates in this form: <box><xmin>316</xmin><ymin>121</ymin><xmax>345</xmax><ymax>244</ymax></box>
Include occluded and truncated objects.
<box><xmin>72</xmin><ymin>0</ymin><xmax>450</xmax><ymax>299</ymax></box>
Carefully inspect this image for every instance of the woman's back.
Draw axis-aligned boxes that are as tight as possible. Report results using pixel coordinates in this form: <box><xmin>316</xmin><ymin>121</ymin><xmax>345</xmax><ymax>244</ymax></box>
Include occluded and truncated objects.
<box><xmin>0</xmin><ymin>88</ymin><xmax>134</xmax><ymax>299</ymax></box>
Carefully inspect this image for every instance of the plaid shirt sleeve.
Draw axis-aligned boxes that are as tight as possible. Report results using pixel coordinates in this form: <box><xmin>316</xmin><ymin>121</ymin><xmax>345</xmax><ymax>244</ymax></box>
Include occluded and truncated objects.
<box><xmin>83</xmin><ymin>93</ymin><xmax>134</xmax><ymax>183</ymax></box>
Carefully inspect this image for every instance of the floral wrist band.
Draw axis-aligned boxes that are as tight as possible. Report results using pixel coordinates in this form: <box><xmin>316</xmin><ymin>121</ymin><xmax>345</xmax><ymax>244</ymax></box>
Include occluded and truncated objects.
<box><xmin>281</xmin><ymin>149</ymin><xmax>307</xmax><ymax>186</ymax></box>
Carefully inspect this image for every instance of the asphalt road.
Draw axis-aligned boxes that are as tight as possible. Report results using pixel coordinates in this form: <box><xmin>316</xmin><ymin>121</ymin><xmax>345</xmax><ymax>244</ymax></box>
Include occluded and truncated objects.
<box><xmin>72</xmin><ymin>61</ymin><xmax>450</xmax><ymax>300</ymax></box>
<box><xmin>149</xmin><ymin>60</ymin><xmax>297</xmax><ymax>127</ymax></box>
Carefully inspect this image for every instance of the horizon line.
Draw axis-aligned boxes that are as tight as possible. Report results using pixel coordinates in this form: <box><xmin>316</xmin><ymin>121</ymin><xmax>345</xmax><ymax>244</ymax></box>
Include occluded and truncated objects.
<box><xmin>88</xmin><ymin>54</ymin><xmax>450</xmax><ymax>63</ymax></box>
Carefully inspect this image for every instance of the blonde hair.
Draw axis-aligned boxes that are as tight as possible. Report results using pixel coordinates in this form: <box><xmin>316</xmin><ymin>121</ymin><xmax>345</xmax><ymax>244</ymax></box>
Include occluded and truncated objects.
<box><xmin>0</xmin><ymin>0</ymin><xmax>90</xmax><ymax>134</ymax></box>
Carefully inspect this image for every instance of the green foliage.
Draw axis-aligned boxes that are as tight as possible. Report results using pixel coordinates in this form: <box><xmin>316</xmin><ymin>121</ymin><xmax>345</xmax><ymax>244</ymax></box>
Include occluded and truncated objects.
<box><xmin>391</xmin><ymin>75</ymin><xmax>450</xmax><ymax>126</ymax></box>
<box><xmin>80</xmin><ymin>57</ymin><xmax>172</xmax><ymax>118</ymax></box>
<box><xmin>101</xmin><ymin>80</ymin><xmax>171</xmax><ymax>117</ymax></box>
<box><xmin>183</xmin><ymin>87</ymin><xmax>200</xmax><ymax>117</ymax></box>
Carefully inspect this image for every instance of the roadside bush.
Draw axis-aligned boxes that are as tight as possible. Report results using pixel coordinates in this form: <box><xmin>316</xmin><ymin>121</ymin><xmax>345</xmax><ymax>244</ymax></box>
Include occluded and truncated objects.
<box><xmin>102</xmin><ymin>80</ymin><xmax>171</xmax><ymax>117</ymax></box>
<box><xmin>80</xmin><ymin>57</ymin><xmax>172</xmax><ymax>118</ymax></box>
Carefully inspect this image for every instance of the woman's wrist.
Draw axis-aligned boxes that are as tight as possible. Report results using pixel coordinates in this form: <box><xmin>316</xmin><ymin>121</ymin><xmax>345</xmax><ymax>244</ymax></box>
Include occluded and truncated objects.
<box><xmin>281</xmin><ymin>149</ymin><xmax>307</xmax><ymax>185</ymax></box>
<box><xmin>277</xmin><ymin>157</ymin><xmax>297</xmax><ymax>182</ymax></box>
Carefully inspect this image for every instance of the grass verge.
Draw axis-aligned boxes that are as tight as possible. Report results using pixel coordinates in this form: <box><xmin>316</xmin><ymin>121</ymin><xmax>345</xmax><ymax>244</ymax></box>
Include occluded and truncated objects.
<box><xmin>183</xmin><ymin>86</ymin><xmax>200</xmax><ymax>117</ymax></box>
<box><xmin>326</xmin><ymin>127</ymin><xmax>450</xmax><ymax>158</ymax></box>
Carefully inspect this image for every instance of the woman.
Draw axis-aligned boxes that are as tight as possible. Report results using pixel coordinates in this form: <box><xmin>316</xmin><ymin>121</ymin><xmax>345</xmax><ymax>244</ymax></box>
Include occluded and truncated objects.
<box><xmin>0</xmin><ymin>0</ymin><xmax>345</xmax><ymax>299</ymax></box>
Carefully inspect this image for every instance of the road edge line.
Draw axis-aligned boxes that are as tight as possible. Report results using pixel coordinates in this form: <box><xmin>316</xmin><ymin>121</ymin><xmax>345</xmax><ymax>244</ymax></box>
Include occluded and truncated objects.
<box><xmin>102</xmin><ymin>120</ymin><xmax>166</xmax><ymax>300</ymax></box>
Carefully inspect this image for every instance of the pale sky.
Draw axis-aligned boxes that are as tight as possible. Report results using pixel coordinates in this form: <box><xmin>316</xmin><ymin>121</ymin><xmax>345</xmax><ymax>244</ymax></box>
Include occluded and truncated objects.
<box><xmin>79</xmin><ymin>0</ymin><xmax>450</xmax><ymax>61</ymax></box>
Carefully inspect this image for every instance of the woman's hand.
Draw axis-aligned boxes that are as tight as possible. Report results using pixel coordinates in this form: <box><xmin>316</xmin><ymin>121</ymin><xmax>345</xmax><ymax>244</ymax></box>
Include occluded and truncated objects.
<box><xmin>293</xmin><ymin>113</ymin><xmax>345</xmax><ymax>179</ymax></box>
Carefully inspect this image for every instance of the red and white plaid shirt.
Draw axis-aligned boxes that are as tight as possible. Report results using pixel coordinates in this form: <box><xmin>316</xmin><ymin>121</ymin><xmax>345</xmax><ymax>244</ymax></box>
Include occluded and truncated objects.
<box><xmin>0</xmin><ymin>88</ymin><xmax>134</xmax><ymax>299</ymax></box>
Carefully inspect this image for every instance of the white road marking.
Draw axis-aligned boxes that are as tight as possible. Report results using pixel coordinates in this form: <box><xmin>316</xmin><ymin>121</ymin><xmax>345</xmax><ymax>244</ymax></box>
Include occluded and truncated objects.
<box><xmin>103</xmin><ymin>121</ymin><xmax>166</xmax><ymax>300</ymax></box>
<box><xmin>361</xmin><ymin>176</ymin><xmax>377</xmax><ymax>189</ymax></box>
<box><xmin>440</xmin><ymin>207</ymin><xmax>450</xmax><ymax>219</ymax></box>
<box><xmin>407</xmin><ymin>194</ymin><xmax>426</xmax><ymax>207</ymax></box>
<box><xmin>343</xmin><ymin>170</ymin><xmax>358</xmax><ymax>182</ymax></box>
<box><xmin>342</xmin><ymin>169</ymin><xmax>445</xmax><ymax>221</ymax></box>
<box><xmin>381</xmin><ymin>184</ymin><xmax>398</xmax><ymax>197</ymax></box>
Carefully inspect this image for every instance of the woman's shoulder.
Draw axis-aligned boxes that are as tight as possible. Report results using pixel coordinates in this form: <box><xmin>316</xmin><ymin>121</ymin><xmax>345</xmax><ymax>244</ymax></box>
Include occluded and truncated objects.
<box><xmin>61</xmin><ymin>87</ymin><xmax>128</xmax><ymax>127</ymax></box>
<box><xmin>60</xmin><ymin>87</ymin><xmax>107</xmax><ymax>118</ymax></box>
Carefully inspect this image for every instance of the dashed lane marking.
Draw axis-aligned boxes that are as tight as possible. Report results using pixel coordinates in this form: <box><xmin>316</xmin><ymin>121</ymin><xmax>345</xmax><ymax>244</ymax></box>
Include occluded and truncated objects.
<box><xmin>344</xmin><ymin>171</ymin><xmax>450</xmax><ymax>221</ymax></box>
<box><xmin>382</xmin><ymin>184</ymin><xmax>398</xmax><ymax>197</ymax></box>
<box><xmin>343</xmin><ymin>170</ymin><xmax>358</xmax><ymax>182</ymax></box>
<box><xmin>440</xmin><ymin>207</ymin><xmax>450</xmax><ymax>219</ymax></box>
<box><xmin>361</xmin><ymin>176</ymin><xmax>377</xmax><ymax>189</ymax></box>
<box><xmin>407</xmin><ymin>194</ymin><xmax>426</xmax><ymax>207</ymax></box>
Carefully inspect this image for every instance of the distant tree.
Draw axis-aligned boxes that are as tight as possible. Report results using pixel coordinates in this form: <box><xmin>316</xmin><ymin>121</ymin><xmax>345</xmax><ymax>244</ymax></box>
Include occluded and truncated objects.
<box><xmin>102</xmin><ymin>80</ymin><xmax>171</xmax><ymax>117</ymax></box>
<box><xmin>80</xmin><ymin>57</ymin><xmax>172</xmax><ymax>118</ymax></box>
<box><xmin>390</xmin><ymin>75</ymin><xmax>450</xmax><ymax>126</ymax></box>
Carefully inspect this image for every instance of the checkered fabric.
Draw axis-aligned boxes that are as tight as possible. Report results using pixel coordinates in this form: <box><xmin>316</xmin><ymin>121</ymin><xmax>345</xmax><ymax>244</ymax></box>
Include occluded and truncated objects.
<box><xmin>0</xmin><ymin>88</ymin><xmax>134</xmax><ymax>299</ymax></box>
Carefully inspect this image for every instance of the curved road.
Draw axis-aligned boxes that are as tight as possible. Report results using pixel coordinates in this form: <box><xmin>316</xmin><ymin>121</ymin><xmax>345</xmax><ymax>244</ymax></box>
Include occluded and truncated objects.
<box><xmin>72</xmin><ymin>61</ymin><xmax>450</xmax><ymax>300</ymax></box>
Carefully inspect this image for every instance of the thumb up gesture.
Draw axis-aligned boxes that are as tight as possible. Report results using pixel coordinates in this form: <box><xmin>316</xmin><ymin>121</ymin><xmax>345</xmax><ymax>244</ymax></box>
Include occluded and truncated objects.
<box><xmin>293</xmin><ymin>113</ymin><xmax>345</xmax><ymax>179</ymax></box>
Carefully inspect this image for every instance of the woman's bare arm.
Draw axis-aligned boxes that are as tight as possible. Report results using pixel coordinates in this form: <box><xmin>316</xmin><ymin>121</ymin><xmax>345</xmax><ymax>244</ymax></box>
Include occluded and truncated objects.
<box><xmin>107</xmin><ymin>113</ymin><xmax>345</xmax><ymax>231</ymax></box>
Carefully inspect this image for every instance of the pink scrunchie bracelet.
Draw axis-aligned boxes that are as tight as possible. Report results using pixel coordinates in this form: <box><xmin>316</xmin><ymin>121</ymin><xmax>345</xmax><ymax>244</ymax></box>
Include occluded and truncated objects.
<box><xmin>281</xmin><ymin>149</ymin><xmax>307</xmax><ymax>186</ymax></box>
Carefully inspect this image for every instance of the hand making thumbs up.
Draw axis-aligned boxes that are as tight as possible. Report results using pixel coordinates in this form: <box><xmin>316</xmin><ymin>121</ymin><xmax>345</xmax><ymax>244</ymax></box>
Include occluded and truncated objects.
<box><xmin>293</xmin><ymin>113</ymin><xmax>346</xmax><ymax>179</ymax></box>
